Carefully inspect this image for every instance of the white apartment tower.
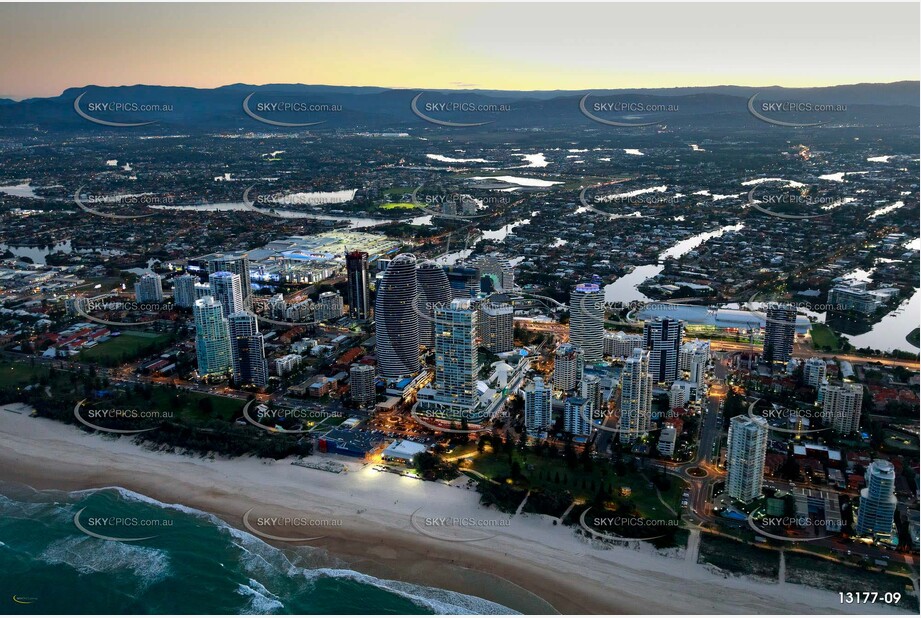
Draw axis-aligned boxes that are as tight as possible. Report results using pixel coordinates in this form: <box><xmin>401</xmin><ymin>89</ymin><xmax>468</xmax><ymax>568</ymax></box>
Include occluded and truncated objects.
<box><xmin>680</xmin><ymin>339</ymin><xmax>709</xmax><ymax>387</ymax></box>
<box><xmin>564</xmin><ymin>396</ymin><xmax>593</xmax><ymax>436</ymax></box>
<box><xmin>350</xmin><ymin>363</ymin><xmax>377</xmax><ymax>406</ymax></box>
<box><xmin>619</xmin><ymin>348</ymin><xmax>653</xmax><ymax>443</ymax></box>
<box><xmin>523</xmin><ymin>376</ymin><xmax>552</xmax><ymax>433</ymax></box>
<box><xmin>821</xmin><ymin>382</ymin><xmax>863</xmax><ymax>434</ymax></box>
<box><xmin>134</xmin><ymin>273</ymin><xmax>164</xmax><ymax>303</ymax></box>
<box><xmin>855</xmin><ymin>459</ymin><xmax>898</xmax><ymax>541</ymax></box>
<box><xmin>604</xmin><ymin>331</ymin><xmax>645</xmax><ymax>359</ymax></box>
<box><xmin>172</xmin><ymin>274</ymin><xmax>197</xmax><ymax>308</ymax></box>
<box><xmin>193</xmin><ymin>296</ymin><xmax>233</xmax><ymax>380</ymax></box>
<box><xmin>553</xmin><ymin>343</ymin><xmax>584</xmax><ymax>392</ymax></box>
<box><xmin>569</xmin><ymin>283</ymin><xmax>604</xmax><ymax>362</ymax></box>
<box><xmin>803</xmin><ymin>357</ymin><xmax>828</xmax><ymax>389</ymax></box>
<box><xmin>208</xmin><ymin>271</ymin><xmax>244</xmax><ymax>319</ymax></box>
<box><xmin>726</xmin><ymin>415</ymin><xmax>769</xmax><ymax>503</ymax></box>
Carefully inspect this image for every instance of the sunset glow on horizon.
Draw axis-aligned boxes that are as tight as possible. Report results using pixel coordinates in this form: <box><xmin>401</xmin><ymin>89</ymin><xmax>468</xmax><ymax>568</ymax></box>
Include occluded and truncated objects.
<box><xmin>0</xmin><ymin>2</ymin><xmax>918</xmax><ymax>99</ymax></box>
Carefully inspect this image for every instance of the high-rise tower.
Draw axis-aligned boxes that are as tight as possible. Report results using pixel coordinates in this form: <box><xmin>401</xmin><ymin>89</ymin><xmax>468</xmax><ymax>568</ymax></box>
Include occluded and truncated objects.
<box><xmin>194</xmin><ymin>296</ymin><xmax>233</xmax><ymax>380</ymax></box>
<box><xmin>416</xmin><ymin>260</ymin><xmax>452</xmax><ymax>348</ymax></box>
<box><xmin>569</xmin><ymin>282</ymin><xmax>604</xmax><ymax>362</ymax></box>
<box><xmin>374</xmin><ymin>253</ymin><xmax>421</xmax><ymax>378</ymax></box>
<box><xmin>644</xmin><ymin>317</ymin><xmax>684</xmax><ymax>384</ymax></box>
<box><xmin>346</xmin><ymin>250</ymin><xmax>371</xmax><ymax>321</ymax></box>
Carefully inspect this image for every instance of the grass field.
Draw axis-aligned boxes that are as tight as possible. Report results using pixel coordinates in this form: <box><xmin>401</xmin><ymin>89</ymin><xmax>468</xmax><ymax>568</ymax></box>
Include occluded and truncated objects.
<box><xmin>809</xmin><ymin>323</ymin><xmax>841</xmax><ymax>351</ymax></box>
<box><xmin>151</xmin><ymin>388</ymin><xmax>244</xmax><ymax>422</ymax></box>
<box><xmin>0</xmin><ymin>362</ymin><xmax>49</xmax><ymax>388</ymax></box>
<box><xmin>114</xmin><ymin>386</ymin><xmax>245</xmax><ymax>423</ymax></box>
<box><xmin>382</xmin><ymin>187</ymin><xmax>413</xmax><ymax>197</ymax></box>
<box><xmin>78</xmin><ymin>331</ymin><xmax>172</xmax><ymax>364</ymax></box>
<box><xmin>379</xmin><ymin>202</ymin><xmax>418</xmax><ymax>210</ymax></box>
<box><xmin>469</xmin><ymin>450</ymin><xmax>684</xmax><ymax>517</ymax></box>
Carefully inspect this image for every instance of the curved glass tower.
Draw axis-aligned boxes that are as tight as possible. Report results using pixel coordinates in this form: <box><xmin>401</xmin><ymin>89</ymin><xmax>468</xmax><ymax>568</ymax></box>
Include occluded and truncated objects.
<box><xmin>416</xmin><ymin>260</ymin><xmax>451</xmax><ymax>348</ymax></box>
<box><xmin>374</xmin><ymin>253</ymin><xmax>420</xmax><ymax>378</ymax></box>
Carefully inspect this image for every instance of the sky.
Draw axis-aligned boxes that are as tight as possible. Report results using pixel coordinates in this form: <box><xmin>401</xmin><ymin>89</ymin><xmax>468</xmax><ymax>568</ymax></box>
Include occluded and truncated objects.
<box><xmin>0</xmin><ymin>2</ymin><xmax>918</xmax><ymax>100</ymax></box>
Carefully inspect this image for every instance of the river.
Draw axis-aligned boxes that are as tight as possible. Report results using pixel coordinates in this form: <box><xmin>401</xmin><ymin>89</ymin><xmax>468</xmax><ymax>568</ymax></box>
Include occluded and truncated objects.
<box><xmin>605</xmin><ymin>224</ymin><xmax>745</xmax><ymax>304</ymax></box>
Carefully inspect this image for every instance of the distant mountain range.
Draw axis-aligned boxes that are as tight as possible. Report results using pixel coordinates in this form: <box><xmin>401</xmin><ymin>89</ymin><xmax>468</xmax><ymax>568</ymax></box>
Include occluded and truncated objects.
<box><xmin>1</xmin><ymin>81</ymin><xmax>917</xmax><ymax>131</ymax></box>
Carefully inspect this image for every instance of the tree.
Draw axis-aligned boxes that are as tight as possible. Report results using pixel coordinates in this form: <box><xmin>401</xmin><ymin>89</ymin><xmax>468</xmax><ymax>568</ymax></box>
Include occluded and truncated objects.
<box><xmin>198</xmin><ymin>397</ymin><xmax>213</xmax><ymax>415</ymax></box>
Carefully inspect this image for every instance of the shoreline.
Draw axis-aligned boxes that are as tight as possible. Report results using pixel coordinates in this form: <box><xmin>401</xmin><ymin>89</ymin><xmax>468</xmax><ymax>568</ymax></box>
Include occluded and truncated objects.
<box><xmin>0</xmin><ymin>408</ymin><xmax>909</xmax><ymax>615</ymax></box>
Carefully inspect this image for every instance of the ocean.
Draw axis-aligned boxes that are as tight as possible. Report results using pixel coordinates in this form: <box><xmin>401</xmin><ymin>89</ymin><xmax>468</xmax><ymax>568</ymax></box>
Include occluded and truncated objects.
<box><xmin>0</xmin><ymin>484</ymin><xmax>515</xmax><ymax>615</ymax></box>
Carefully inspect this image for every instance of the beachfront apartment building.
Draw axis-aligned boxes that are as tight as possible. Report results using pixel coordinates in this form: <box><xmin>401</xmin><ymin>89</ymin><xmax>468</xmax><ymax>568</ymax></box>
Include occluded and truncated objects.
<box><xmin>619</xmin><ymin>348</ymin><xmax>652</xmax><ymax>444</ymax></box>
<box><xmin>726</xmin><ymin>415</ymin><xmax>768</xmax><ymax>503</ymax></box>
<box><xmin>417</xmin><ymin>299</ymin><xmax>480</xmax><ymax>421</ymax></box>
<box><xmin>194</xmin><ymin>296</ymin><xmax>233</xmax><ymax>380</ymax></box>
<box><xmin>375</xmin><ymin>253</ymin><xmax>421</xmax><ymax>379</ymax></box>
<box><xmin>228</xmin><ymin>312</ymin><xmax>268</xmax><ymax>388</ymax></box>
<box><xmin>350</xmin><ymin>363</ymin><xmax>377</xmax><ymax>406</ymax></box>
<box><xmin>856</xmin><ymin>459</ymin><xmax>898</xmax><ymax>542</ymax></box>
<box><xmin>523</xmin><ymin>376</ymin><xmax>552</xmax><ymax>433</ymax></box>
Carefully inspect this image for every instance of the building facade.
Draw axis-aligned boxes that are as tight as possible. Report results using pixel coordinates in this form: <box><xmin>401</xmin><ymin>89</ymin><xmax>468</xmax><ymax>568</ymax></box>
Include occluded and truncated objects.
<box><xmin>726</xmin><ymin>415</ymin><xmax>769</xmax><ymax>503</ymax></box>
<box><xmin>643</xmin><ymin>317</ymin><xmax>684</xmax><ymax>384</ymax></box>
<box><xmin>228</xmin><ymin>312</ymin><xmax>268</xmax><ymax>387</ymax></box>
<box><xmin>417</xmin><ymin>299</ymin><xmax>480</xmax><ymax>420</ymax></box>
<box><xmin>416</xmin><ymin>260</ymin><xmax>452</xmax><ymax>348</ymax></box>
<box><xmin>803</xmin><ymin>357</ymin><xmax>827</xmax><ymax>389</ymax></box>
<box><xmin>680</xmin><ymin>339</ymin><xmax>709</xmax><ymax>387</ymax></box>
<box><xmin>763</xmin><ymin>303</ymin><xmax>797</xmax><ymax>364</ymax></box>
<box><xmin>569</xmin><ymin>283</ymin><xmax>604</xmax><ymax>362</ymax></box>
<box><xmin>207</xmin><ymin>252</ymin><xmax>252</xmax><ymax>304</ymax></box>
<box><xmin>208</xmin><ymin>271</ymin><xmax>244</xmax><ymax>319</ymax></box>
<box><xmin>346</xmin><ymin>250</ymin><xmax>371</xmax><ymax>321</ymax></box>
<box><xmin>194</xmin><ymin>296</ymin><xmax>233</xmax><ymax>379</ymax></box>
<box><xmin>479</xmin><ymin>300</ymin><xmax>514</xmax><ymax>353</ymax></box>
<box><xmin>552</xmin><ymin>343</ymin><xmax>584</xmax><ymax>392</ymax></box>
<box><xmin>821</xmin><ymin>382</ymin><xmax>863</xmax><ymax>434</ymax></box>
<box><xmin>564</xmin><ymin>396</ymin><xmax>592</xmax><ymax>436</ymax></box>
<box><xmin>604</xmin><ymin>330</ymin><xmax>645</xmax><ymax>359</ymax></box>
<box><xmin>619</xmin><ymin>347</ymin><xmax>653</xmax><ymax>443</ymax></box>
<box><xmin>350</xmin><ymin>363</ymin><xmax>377</xmax><ymax>406</ymax></box>
<box><xmin>374</xmin><ymin>253</ymin><xmax>421</xmax><ymax>379</ymax></box>
<box><xmin>855</xmin><ymin>459</ymin><xmax>898</xmax><ymax>541</ymax></box>
<box><xmin>172</xmin><ymin>274</ymin><xmax>196</xmax><ymax>308</ymax></box>
<box><xmin>523</xmin><ymin>376</ymin><xmax>552</xmax><ymax>433</ymax></box>
<box><xmin>134</xmin><ymin>273</ymin><xmax>164</xmax><ymax>303</ymax></box>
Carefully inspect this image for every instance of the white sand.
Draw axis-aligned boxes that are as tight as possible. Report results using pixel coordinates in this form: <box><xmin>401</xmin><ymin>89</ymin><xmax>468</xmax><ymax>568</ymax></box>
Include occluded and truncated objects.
<box><xmin>0</xmin><ymin>408</ymin><xmax>908</xmax><ymax>615</ymax></box>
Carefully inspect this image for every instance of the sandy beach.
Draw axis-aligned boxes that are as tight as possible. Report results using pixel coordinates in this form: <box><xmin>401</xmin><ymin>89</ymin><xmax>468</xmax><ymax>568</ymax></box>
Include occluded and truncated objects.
<box><xmin>0</xmin><ymin>408</ymin><xmax>907</xmax><ymax>615</ymax></box>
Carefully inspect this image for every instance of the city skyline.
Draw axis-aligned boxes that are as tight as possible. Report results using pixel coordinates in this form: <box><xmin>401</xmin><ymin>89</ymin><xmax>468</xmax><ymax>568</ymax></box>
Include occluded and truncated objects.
<box><xmin>0</xmin><ymin>1</ymin><xmax>917</xmax><ymax>615</ymax></box>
